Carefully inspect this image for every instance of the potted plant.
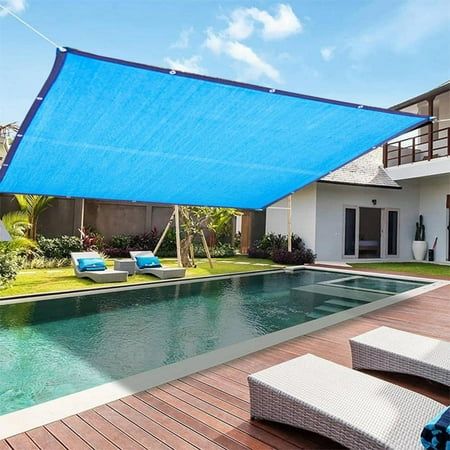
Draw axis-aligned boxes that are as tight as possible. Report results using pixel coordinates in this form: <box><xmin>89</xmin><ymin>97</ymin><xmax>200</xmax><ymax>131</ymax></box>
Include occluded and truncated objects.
<box><xmin>412</xmin><ymin>215</ymin><xmax>427</xmax><ymax>261</ymax></box>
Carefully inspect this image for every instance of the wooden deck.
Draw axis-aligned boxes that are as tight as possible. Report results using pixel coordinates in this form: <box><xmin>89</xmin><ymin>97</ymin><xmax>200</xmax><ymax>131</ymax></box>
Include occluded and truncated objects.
<box><xmin>2</xmin><ymin>284</ymin><xmax>449</xmax><ymax>450</ymax></box>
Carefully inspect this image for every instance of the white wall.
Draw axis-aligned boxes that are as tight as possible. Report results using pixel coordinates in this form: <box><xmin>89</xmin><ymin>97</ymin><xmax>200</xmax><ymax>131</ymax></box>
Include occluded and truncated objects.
<box><xmin>314</xmin><ymin>182</ymin><xmax>420</xmax><ymax>261</ymax></box>
<box><xmin>417</xmin><ymin>174</ymin><xmax>450</xmax><ymax>262</ymax></box>
<box><xmin>265</xmin><ymin>184</ymin><xmax>317</xmax><ymax>251</ymax></box>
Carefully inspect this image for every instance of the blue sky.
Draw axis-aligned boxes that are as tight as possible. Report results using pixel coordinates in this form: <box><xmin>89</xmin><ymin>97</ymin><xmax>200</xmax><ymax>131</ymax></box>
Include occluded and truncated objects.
<box><xmin>1</xmin><ymin>0</ymin><xmax>449</xmax><ymax>123</ymax></box>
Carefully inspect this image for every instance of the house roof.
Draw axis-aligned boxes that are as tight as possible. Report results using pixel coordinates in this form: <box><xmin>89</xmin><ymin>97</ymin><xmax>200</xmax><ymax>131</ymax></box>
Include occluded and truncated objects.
<box><xmin>391</xmin><ymin>80</ymin><xmax>450</xmax><ymax>111</ymax></box>
<box><xmin>319</xmin><ymin>148</ymin><xmax>401</xmax><ymax>189</ymax></box>
<box><xmin>319</xmin><ymin>80</ymin><xmax>450</xmax><ymax>190</ymax></box>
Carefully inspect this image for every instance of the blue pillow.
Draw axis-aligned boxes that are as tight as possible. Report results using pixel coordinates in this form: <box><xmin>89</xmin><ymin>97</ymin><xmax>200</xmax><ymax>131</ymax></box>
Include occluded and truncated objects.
<box><xmin>135</xmin><ymin>255</ymin><xmax>161</xmax><ymax>269</ymax></box>
<box><xmin>77</xmin><ymin>257</ymin><xmax>106</xmax><ymax>272</ymax></box>
<box><xmin>421</xmin><ymin>406</ymin><xmax>450</xmax><ymax>450</ymax></box>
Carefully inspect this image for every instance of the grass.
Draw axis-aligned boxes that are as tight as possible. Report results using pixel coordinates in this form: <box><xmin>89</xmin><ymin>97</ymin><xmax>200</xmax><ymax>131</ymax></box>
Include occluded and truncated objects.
<box><xmin>0</xmin><ymin>256</ymin><xmax>281</xmax><ymax>298</ymax></box>
<box><xmin>350</xmin><ymin>262</ymin><xmax>450</xmax><ymax>278</ymax></box>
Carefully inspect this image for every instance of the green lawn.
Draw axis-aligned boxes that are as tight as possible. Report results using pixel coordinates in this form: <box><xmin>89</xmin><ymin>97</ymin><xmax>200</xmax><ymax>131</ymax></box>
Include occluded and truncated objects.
<box><xmin>350</xmin><ymin>262</ymin><xmax>450</xmax><ymax>278</ymax></box>
<box><xmin>0</xmin><ymin>256</ymin><xmax>281</xmax><ymax>298</ymax></box>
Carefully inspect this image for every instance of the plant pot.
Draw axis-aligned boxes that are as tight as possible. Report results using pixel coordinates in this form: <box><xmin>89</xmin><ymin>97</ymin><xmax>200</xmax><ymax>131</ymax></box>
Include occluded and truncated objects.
<box><xmin>412</xmin><ymin>240</ymin><xmax>428</xmax><ymax>261</ymax></box>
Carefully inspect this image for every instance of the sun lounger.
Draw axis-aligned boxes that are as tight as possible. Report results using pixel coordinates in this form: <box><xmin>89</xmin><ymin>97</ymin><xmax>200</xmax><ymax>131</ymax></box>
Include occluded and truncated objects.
<box><xmin>71</xmin><ymin>251</ymin><xmax>128</xmax><ymax>283</ymax></box>
<box><xmin>248</xmin><ymin>354</ymin><xmax>445</xmax><ymax>450</ymax></box>
<box><xmin>129</xmin><ymin>251</ymin><xmax>186</xmax><ymax>279</ymax></box>
<box><xmin>350</xmin><ymin>326</ymin><xmax>450</xmax><ymax>387</ymax></box>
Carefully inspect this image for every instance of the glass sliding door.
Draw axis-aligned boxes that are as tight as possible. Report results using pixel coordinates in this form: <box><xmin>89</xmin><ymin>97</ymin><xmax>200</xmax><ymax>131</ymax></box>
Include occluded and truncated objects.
<box><xmin>344</xmin><ymin>207</ymin><xmax>357</xmax><ymax>257</ymax></box>
<box><xmin>358</xmin><ymin>207</ymin><xmax>381</xmax><ymax>258</ymax></box>
<box><xmin>387</xmin><ymin>209</ymin><xmax>399</xmax><ymax>256</ymax></box>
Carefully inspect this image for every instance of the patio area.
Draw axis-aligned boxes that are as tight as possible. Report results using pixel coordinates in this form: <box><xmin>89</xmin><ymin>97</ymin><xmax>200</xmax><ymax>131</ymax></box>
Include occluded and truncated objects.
<box><xmin>2</xmin><ymin>281</ymin><xmax>448</xmax><ymax>449</ymax></box>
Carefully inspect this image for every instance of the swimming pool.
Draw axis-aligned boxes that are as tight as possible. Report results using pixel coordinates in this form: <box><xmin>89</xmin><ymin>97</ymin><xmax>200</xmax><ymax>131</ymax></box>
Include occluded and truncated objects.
<box><xmin>0</xmin><ymin>269</ymin><xmax>427</xmax><ymax>416</ymax></box>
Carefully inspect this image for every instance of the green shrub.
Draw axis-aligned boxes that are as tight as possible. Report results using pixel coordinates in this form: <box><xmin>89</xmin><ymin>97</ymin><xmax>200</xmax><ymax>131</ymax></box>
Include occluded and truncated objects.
<box><xmin>156</xmin><ymin>228</ymin><xmax>177</xmax><ymax>257</ymax></box>
<box><xmin>19</xmin><ymin>256</ymin><xmax>71</xmax><ymax>269</ymax></box>
<box><xmin>81</xmin><ymin>227</ymin><xmax>105</xmax><ymax>251</ymax></box>
<box><xmin>37</xmin><ymin>235</ymin><xmax>83</xmax><ymax>259</ymax></box>
<box><xmin>248</xmin><ymin>233</ymin><xmax>315</xmax><ymax>263</ymax></box>
<box><xmin>109</xmin><ymin>234</ymin><xmax>132</xmax><ymax>250</ymax></box>
<box><xmin>271</xmin><ymin>248</ymin><xmax>316</xmax><ymax>265</ymax></box>
<box><xmin>194</xmin><ymin>243</ymin><xmax>235</xmax><ymax>258</ymax></box>
<box><xmin>106</xmin><ymin>230</ymin><xmax>160</xmax><ymax>257</ymax></box>
<box><xmin>0</xmin><ymin>252</ymin><xmax>20</xmax><ymax>288</ymax></box>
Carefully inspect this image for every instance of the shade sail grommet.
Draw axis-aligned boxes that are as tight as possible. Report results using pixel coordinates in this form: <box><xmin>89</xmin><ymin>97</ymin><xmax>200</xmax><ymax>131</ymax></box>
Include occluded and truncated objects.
<box><xmin>357</xmin><ymin>105</ymin><xmax>364</xmax><ymax>109</ymax></box>
<box><xmin>58</xmin><ymin>47</ymin><xmax>67</xmax><ymax>52</ymax></box>
<box><xmin>269</xmin><ymin>88</ymin><xmax>276</xmax><ymax>93</ymax></box>
<box><xmin>36</xmin><ymin>97</ymin><xmax>43</xmax><ymax>101</ymax></box>
<box><xmin>169</xmin><ymin>70</ymin><xmax>176</xmax><ymax>75</ymax></box>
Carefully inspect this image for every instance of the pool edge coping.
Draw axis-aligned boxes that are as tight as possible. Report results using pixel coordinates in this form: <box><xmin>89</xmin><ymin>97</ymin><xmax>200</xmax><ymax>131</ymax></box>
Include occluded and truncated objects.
<box><xmin>0</xmin><ymin>273</ymin><xmax>447</xmax><ymax>440</ymax></box>
<box><xmin>0</xmin><ymin>268</ymin><xmax>283</xmax><ymax>305</ymax></box>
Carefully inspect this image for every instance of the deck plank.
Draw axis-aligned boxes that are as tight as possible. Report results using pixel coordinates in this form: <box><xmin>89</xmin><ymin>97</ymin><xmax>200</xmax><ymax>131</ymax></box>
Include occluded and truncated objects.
<box><xmin>78</xmin><ymin>409</ymin><xmax>147</xmax><ymax>450</ymax></box>
<box><xmin>44</xmin><ymin>422</ymin><xmax>91</xmax><ymax>450</ymax></box>
<box><xmin>122</xmin><ymin>395</ymin><xmax>225</xmax><ymax>450</ymax></box>
<box><xmin>108</xmin><ymin>400</ymin><xmax>197</xmax><ymax>450</ymax></box>
<box><xmin>5</xmin><ymin>435</ymin><xmax>39</xmax><ymax>450</ymax></box>
<box><xmin>2</xmin><ymin>284</ymin><xmax>449</xmax><ymax>449</ymax></box>
<box><xmin>0</xmin><ymin>441</ymin><xmax>11</xmax><ymax>450</ymax></box>
<box><xmin>62</xmin><ymin>415</ymin><xmax>118</xmax><ymax>450</ymax></box>
<box><xmin>26</xmin><ymin>428</ymin><xmax>66</xmax><ymax>450</ymax></box>
<box><xmin>137</xmin><ymin>390</ymin><xmax>249</xmax><ymax>450</ymax></box>
<box><xmin>94</xmin><ymin>404</ymin><xmax>170</xmax><ymax>450</ymax></box>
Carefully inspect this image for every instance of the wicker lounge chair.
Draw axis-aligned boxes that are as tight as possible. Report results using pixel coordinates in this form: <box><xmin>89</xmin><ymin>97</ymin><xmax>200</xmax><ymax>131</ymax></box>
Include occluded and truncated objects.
<box><xmin>350</xmin><ymin>326</ymin><xmax>450</xmax><ymax>387</ymax></box>
<box><xmin>129</xmin><ymin>251</ymin><xmax>186</xmax><ymax>279</ymax></box>
<box><xmin>71</xmin><ymin>251</ymin><xmax>128</xmax><ymax>283</ymax></box>
<box><xmin>248</xmin><ymin>354</ymin><xmax>445</xmax><ymax>450</ymax></box>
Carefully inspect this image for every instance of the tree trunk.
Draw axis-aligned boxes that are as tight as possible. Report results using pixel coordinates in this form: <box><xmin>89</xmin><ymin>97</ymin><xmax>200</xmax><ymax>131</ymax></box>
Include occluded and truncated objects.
<box><xmin>31</xmin><ymin>218</ymin><xmax>38</xmax><ymax>241</ymax></box>
<box><xmin>180</xmin><ymin>234</ymin><xmax>193</xmax><ymax>267</ymax></box>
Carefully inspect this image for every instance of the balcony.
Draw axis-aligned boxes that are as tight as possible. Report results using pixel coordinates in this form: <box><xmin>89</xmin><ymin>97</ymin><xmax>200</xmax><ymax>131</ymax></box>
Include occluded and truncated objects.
<box><xmin>383</xmin><ymin>126</ymin><xmax>449</xmax><ymax>168</ymax></box>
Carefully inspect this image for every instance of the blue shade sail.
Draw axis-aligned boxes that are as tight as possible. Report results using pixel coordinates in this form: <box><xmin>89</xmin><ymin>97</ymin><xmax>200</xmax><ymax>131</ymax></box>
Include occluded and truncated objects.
<box><xmin>0</xmin><ymin>48</ymin><xmax>429</xmax><ymax>209</ymax></box>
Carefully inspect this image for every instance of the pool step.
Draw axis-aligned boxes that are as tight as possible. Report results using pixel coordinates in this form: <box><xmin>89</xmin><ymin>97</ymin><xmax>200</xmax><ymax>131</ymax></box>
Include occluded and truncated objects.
<box><xmin>315</xmin><ymin>304</ymin><xmax>347</xmax><ymax>314</ymax></box>
<box><xmin>325</xmin><ymin>298</ymin><xmax>363</xmax><ymax>308</ymax></box>
<box><xmin>306</xmin><ymin>310</ymin><xmax>329</xmax><ymax>320</ymax></box>
<box><xmin>291</xmin><ymin>284</ymin><xmax>385</xmax><ymax>303</ymax></box>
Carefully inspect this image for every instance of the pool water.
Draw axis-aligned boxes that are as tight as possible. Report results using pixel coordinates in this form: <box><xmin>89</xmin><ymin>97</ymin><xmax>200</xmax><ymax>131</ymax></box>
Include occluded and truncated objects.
<box><xmin>0</xmin><ymin>269</ymin><xmax>426</xmax><ymax>415</ymax></box>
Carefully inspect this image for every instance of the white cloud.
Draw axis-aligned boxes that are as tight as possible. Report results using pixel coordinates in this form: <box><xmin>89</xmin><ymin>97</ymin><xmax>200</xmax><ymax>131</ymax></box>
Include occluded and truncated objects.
<box><xmin>226</xmin><ymin>8</ymin><xmax>254</xmax><ymax>40</ymax></box>
<box><xmin>205</xmin><ymin>29</ymin><xmax>280</xmax><ymax>83</ymax></box>
<box><xmin>320</xmin><ymin>46</ymin><xmax>335</xmax><ymax>62</ymax></box>
<box><xmin>170</xmin><ymin>27</ymin><xmax>194</xmax><ymax>49</ymax></box>
<box><xmin>248</xmin><ymin>4</ymin><xmax>302</xmax><ymax>40</ymax></box>
<box><xmin>164</xmin><ymin>55</ymin><xmax>205</xmax><ymax>74</ymax></box>
<box><xmin>0</xmin><ymin>0</ymin><xmax>26</xmax><ymax>16</ymax></box>
<box><xmin>349</xmin><ymin>0</ymin><xmax>450</xmax><ymax>59</ymax></box>
<box><xmin>225</xmin><ymin>4</ymin><xmax>302</xmax><ymax>41</ymax></box>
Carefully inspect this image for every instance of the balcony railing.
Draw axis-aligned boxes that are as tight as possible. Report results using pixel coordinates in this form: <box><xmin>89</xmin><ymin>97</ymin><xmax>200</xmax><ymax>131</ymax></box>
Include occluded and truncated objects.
<box><xmin>383</xmin><ymin>127</ymin><xmax>450</xmax><ymax>167</ymax></box>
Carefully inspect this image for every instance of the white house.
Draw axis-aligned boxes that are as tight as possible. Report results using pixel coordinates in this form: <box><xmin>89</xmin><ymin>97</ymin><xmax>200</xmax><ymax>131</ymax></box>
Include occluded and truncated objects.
<box><xmin>266</xmin><ymin>81</ymin><xmax>450</xmax><ymax>263</ymax></box>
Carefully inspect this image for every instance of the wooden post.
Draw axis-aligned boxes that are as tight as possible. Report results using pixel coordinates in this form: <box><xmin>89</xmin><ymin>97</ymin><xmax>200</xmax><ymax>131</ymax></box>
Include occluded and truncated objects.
<box><xmin>200</xmin><ymin>229</ymin><xmax>214</xmax><ymax>268</ymax></box>
<box><xmin>427</xmin><ymin>98</ymin><xmax>433</xmax><ymax>161</ymax></box>
<box><xmin>153</xmin><ymin>210</ymin><xmax>175</xmax><ymax>255</ymax></box>
<box><xmin>80</xmin><ymin>198</ymin><xmax>85</xmax><ymax>239</ymax></box>
<box><xmin>174</xmin><ymin>205</ymin><xmax>182</xmax><ymax>267</ymax></box>
<box><xmin>287</xmin><ymin>195</ymin><xmax>292</xmax><ymax>252</ymax></box>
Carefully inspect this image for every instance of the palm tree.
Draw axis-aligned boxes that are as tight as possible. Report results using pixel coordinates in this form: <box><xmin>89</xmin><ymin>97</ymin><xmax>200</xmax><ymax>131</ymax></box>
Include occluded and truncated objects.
<box><xmin>14</xmin><ymin>195</ymin><xmax>54</xmax><ymax>240</ymax></box>
<box><xmin>0</xmin><ymin>210</ymin><xmax>35</xmax><ymax>252</ymax></box>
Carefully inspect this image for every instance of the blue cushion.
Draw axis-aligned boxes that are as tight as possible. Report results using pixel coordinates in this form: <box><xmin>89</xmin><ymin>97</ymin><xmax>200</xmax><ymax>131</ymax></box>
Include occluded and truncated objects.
<box><xmin>77</xmin><ymin>257</ymin><xmax>106</xmax><ymax>272</ymax></box>
<box><xmin>135</xmin><ymin>255</ymin><xmax>161</xmax><ymax>269</ymax></box>
<box><xmin>421</xmin><ymin>406</ymin><xmax>450</xmax><ymax>450</ymax></box>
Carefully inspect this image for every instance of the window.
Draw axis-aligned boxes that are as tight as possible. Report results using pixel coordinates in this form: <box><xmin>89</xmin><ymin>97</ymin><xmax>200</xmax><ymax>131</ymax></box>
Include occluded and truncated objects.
<box><xmin>344</xmin><ymin>208</ymin><xmax>356</xmax><ymax>256</ymax></box>
<box><xmin>387</xmin><ymin>210</ymin><xmax>399</xmax><ymax>256</ymax></box>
